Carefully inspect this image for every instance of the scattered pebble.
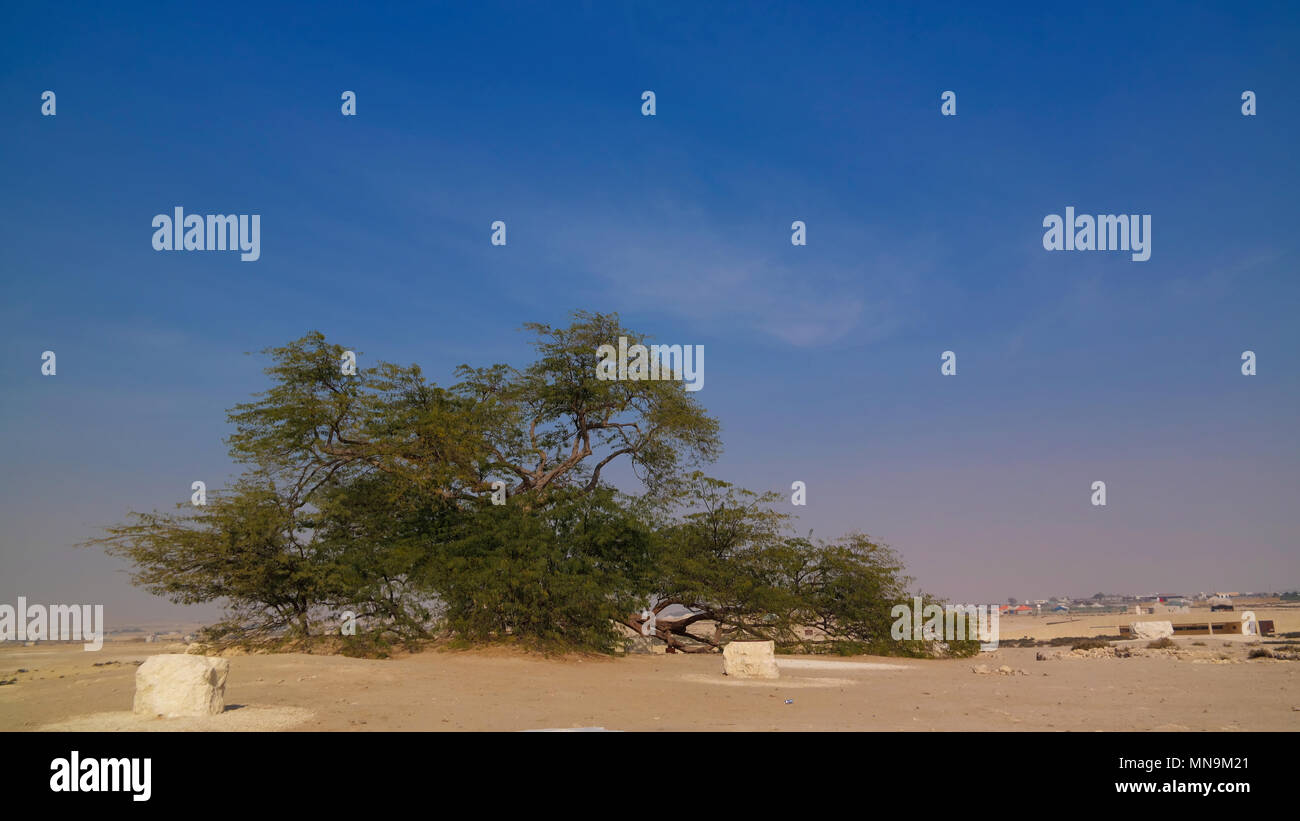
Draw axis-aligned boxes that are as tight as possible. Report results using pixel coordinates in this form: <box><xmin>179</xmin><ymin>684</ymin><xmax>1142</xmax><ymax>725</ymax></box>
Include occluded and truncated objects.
<box><xmin>972</xmin><ymin>664</ymin><xmax>1027</xmax><ymax>676</ymax></box>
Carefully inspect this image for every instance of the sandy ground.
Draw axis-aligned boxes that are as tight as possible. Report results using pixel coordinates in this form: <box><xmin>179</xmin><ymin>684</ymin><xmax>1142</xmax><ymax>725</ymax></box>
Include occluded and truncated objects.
<box><xmin>3</xmin><ymin>633</ymin><xmax>1299</xmax><ymax>731</ymax></box>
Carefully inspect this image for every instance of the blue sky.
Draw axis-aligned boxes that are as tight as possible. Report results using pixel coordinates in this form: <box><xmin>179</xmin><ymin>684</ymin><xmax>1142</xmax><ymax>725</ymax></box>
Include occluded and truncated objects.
<box><xmin>2</xmin><ymin>1</ymin><xmax>1297</xmax><ymax>624</ymax></box>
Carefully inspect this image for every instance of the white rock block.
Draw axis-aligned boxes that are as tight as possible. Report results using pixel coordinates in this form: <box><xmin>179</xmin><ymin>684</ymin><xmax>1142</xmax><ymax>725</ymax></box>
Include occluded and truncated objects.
<box><xmin>722</xmin><ymin>640</ymin><xmax>779</xmax><ymax>679</ymax></box>
<box><xmin>133</xmin><ymin>654</ymin><xmax>230</xmax><ymax>717</ymax></box>
<box><xmin>1129</xmin><ymin>620</ymin><xmax>1174</xmax><ymax>640</ymax></box>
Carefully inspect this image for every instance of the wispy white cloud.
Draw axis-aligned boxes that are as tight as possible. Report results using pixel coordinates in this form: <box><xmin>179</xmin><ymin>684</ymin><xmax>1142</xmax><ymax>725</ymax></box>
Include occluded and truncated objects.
<box><xmin>541</xmin><ymin>202</ymin><xmax>920</xmax><ymax>347</ymax></box>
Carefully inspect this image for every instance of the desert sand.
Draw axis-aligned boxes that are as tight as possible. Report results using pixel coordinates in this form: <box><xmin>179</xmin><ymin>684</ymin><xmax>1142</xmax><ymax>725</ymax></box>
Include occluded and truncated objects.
<box><xmin>3</xmin><ymin>624</ymin><xmax>1299</xmax><ymax>732</ymax></box>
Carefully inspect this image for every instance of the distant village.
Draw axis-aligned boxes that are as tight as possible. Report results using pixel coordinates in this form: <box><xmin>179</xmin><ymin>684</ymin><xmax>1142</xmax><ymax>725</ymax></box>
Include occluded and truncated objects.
<box><xmin>997</xmin><ymin>590</ymin><xmax>1300</xmax><ymax>617</ymax></box>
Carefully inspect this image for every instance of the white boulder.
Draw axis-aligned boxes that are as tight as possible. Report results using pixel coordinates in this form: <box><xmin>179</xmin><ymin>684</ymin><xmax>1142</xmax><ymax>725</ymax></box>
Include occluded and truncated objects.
<box><xmin>722</xmin><ymin>640</ymin><xmax>779</xmax><ymax>679</ymax></box>
<box><xmin>1129</xmin><ymin>620</ymin><xmax>1174</xmax><ymax>640</ymax></box>
<box><xmin>133</xmin><ymin>654</ymin><xmax>230</xmax><ymax>717</ymax></box>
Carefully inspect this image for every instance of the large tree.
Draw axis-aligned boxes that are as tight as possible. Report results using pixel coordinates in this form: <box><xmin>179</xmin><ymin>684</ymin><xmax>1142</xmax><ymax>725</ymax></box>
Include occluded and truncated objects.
<box><xmin>89</xmin><ymin>312</ymin><xmax>940</xmax><ymax>656</ymax></box>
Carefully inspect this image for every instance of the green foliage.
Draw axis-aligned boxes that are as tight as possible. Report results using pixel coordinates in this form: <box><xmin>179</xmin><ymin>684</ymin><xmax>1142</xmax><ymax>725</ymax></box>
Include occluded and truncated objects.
<box><xmin>1071</xmin><ymin>639</ymin><xmax>1109</xmax><ymax>651</ymax></box>
<box><xmin>453</xmin><ymin>311</ymin><xmax>721</xmax><ymax>500</ymax></box>
<box><xmin>338</xmin><ymin>632</ymin><xmax>395</xmax><ymax>659</ymax></box>
<box><xmin>88</xmin><ymin>477</ymin><xmax>331</xmax><ymax>637</ymax></box>
<box><xmin>1049</xmin><ymin>635</ymin><xmax>1121</xmax><ymax>646</ymax></box>
<box><xmin>435</xmin><ymin>488</ymin><xmax>654</xmax><ymax>652</ymax></box>
<box><xmin>312</xmin><ymin>472</ymin><xmax>459</xmax><ymax>637</ymax></box>
<box><xmin>646</xmin><ymin>475</ymin><xmax>928</xmax><ymax>656</ymax></box>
